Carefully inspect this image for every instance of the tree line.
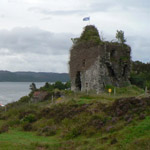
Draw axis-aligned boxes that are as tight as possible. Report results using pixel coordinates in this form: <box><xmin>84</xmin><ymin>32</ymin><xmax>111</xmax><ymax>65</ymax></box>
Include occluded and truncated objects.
<box><xmin>30</xmin><ymin>81</ymin><xmax>71</xmax><ymax>92</ymax></box>
<box><xmin>130</xmin><ymin>61</ymin><xmax>150</xmax><ymax>89</ymax></box>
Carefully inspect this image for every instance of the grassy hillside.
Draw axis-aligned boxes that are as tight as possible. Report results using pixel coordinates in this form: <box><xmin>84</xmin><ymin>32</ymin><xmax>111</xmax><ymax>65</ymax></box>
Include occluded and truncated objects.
<box><xmin>1</xmin><ymin>85</ymin><xmax>150</xmax><ymax>150</ymax></box>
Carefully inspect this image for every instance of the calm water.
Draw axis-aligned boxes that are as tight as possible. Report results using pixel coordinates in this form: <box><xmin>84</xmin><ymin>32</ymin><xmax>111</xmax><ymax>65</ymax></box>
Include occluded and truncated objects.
<box><xmin>0</xmin><ymin>82</ymin><xmax>45</xmax><ymax>105</ymax></box>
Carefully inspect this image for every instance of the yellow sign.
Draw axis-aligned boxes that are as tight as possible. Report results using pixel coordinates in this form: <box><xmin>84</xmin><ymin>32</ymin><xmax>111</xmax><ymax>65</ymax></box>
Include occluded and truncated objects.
<box><xmin>108</xmin><ymin>88</ymin><xmax>112</xmax><ymax>93</ymax></box>
<box><xmin>57</xmin><ymin>97</ymin><xmax>62</xmax><ymax>101</ymax></box>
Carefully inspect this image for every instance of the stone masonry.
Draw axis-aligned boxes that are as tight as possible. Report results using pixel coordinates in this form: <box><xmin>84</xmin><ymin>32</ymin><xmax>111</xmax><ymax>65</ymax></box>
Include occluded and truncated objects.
<box><xmin>69</xmin><ymin>25</ymin><xmax>131</xmax><ymax>93</ymax></box>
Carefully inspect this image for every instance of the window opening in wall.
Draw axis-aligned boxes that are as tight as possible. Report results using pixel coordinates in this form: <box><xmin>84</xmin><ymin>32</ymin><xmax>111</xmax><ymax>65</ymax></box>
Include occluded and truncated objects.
<box><xmin>75</xmin><ymin>71</ymin><xmax>81</xmax><ymax>91</ymax></box>
<box><xmin>110</xmin><ymin>49</ymin><xmax>115</xmax><ymax>57</ymax></box>
<box><xmin>86</xmin><ymin>82</ymin><xmax>88</xmax><ymax>88</ymax></box>
<box><xmin>103</xmin><ymin>82</ymin><xmax>105</xmax><ymax>88</ymax></box>
<box><xmin>122</xmin><ymin>65</ymin><xmax>127</xmax><ymax>76</ymax></box>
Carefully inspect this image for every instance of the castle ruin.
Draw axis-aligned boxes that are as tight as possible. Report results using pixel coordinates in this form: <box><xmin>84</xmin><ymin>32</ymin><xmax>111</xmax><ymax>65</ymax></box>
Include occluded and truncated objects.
<box><xmin>69</xmin><ymin>25</ymin><xmax>131</xmax><ymax>93</ymax></box>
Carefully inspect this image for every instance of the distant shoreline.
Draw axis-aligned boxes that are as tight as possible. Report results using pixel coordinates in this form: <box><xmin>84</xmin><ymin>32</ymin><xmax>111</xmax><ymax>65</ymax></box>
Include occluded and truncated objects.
<box><xmin>0</xmin><ymin>71</ymin><xmax>69</xmax><ymax>82</ymax></box>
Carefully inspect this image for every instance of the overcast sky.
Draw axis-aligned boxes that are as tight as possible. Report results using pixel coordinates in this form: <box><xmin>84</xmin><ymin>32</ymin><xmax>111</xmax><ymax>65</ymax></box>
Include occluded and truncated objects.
<box><xmin>0</xmin><ymin>0</ymin><xmax>149</xmax><ymax>73</ymax></box>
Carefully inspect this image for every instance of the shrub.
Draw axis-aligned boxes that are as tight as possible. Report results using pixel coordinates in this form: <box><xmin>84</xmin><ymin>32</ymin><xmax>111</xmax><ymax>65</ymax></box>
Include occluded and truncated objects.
<box><xmin>83</xmin><ymin>127</ymin><xmax>97</xmax><ymax>137</ymax></box>
<box><xmin>32</xmin><ymin>119</ymin><xmax>55</xmax><ymax>131</ymax></box>
<box><xmin>54</xmin><ymin>81</ymin><xmax>66</xmax><ymax>90</ymax></box>
<box><xmin>116</xmin><ymin>30</ymin><xmax>126</xmax><ymax>44</ymax></box>
<box><xmin>18</xmin><ymin>110</ymin><xmax>37</xmax><ymax>120</ymax></box>
<box><xmin>0</xmin><ymin>124</ymin><xmax>9</xmax><ymax>134</ymax></box>
<box><xmin>61</xmin><ymin>118</ymin><xmax>74</xmax><ymax>129</ymax></box>
<box><xmin>37</xmin><ymin>126</ymin><xmax>56</xmax><ymax>136</ymax></box>
<box><xmin>18</xmin><ymin>96</ymin><xmax>30</xmax><ymax>103</ymax></box>
<box><xmin>5</xmin><ymin>108</ymin><xmax>19</xmax><ymax>118</ymax></box>
<box><xmin>64</xmin><ymin>126</ymin><xmax>81</xmax><ymax>139</ymax></box>
<box><xmin>33</xmin><ymin>142</ymin><xmax>50</xmax><ymax>150</ymax></box>
<box><xmin>22</xmin><ymin>114</ymin><xmax>36</xmax><ymax>123</ymax></box>
<box><xmin>6</xmin><ymin>118</ymin><xmax>20</xmax><ymax>127</ymax></box>
<box><xmin>22</xmin><ymin>122</ymin><xmax>32</xmax><ymax>131</ymax></box>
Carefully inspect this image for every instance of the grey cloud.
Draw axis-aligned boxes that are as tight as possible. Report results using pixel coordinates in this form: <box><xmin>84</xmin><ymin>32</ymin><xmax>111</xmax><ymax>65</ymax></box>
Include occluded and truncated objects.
<box><xmin>28</xmin><ymin>7</ymin><xmax>87</xmax><ymax>16</ymax></box>
<box><xmin>127</xmin><ymin>36</ymin><xmax>150</xmax><ymax>62</ymax></box>
<box><xmin>28</xmin><ymin>6</ymin><xmax>111</xmax><ymax>16</ymax></box>
<box><xmin>0</xmin><ymin>53</ymin><xmax>69</xmax><ymax>72</ymax></box>
<box><xmin>0</xmin><ymin>14</ymin><xmax>5</xmax><ymax>18</ymax></box>
<box><xmin>89</xmin><ymin>0</ymin><xmax>119</xmax><ymax>12</ymax></box>
<box><xmin>8</xmin><ymin>0</ymin><xmax>17</xmax><ymax>3</ymax></box>
<box><xmin>0</xmin><ymin>27</ymin><xmax>72</xmax><ymax>72</ymax></box>
<box><xmin>0</xmin><ymin>27</ymin><xmax>73</xmax><ymax>55</ymax></box>
<box><xmin>28</xmin><ymin>0</ymin><xmax>150</xmax><ymax>16</ymax></box>
<box><xmin>118</xmin><ymin>0</ymin><xmax>150</xmax><ymax>9</ymax></box>
<box><xmin>40</xmin><ymin>16</ymin><xmax>52</xmax><ymax>21</ymax></box>
<box><xmin>89</xmin><ymin>0</ymin><xmax>150</xmax><ymax>13</ymax></box>
<box><xmin>41</xmin><ymin>9</ymin><xmax>86</xmax><ymax>16</ymax></box>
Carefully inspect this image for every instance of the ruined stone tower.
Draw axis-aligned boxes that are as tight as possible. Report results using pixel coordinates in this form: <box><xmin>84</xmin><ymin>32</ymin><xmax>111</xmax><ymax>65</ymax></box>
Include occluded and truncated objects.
<box><xmin>69</xmin><ymin>25</ymin><xmax>131</xmax><ymax>93</ymax></box>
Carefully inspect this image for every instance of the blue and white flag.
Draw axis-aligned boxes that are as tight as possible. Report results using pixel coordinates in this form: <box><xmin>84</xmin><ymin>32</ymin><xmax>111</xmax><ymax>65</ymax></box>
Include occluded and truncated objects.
<box><xmin>83</xmin><ymin>17</ymin><xmax>90</xmax><ymax>21</ymax></box>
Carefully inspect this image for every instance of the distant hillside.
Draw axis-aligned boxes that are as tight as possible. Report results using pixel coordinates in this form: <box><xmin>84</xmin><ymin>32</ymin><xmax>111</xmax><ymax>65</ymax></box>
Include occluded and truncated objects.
<box><xmin>0</xmin><ymin>71</ymin><xmax>69</xmax><ymax>82</ymax></box>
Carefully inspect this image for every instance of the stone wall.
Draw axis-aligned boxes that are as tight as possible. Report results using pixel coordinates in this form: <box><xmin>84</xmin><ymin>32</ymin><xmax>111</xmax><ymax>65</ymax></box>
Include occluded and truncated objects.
<box><xmin>69</xmin><ymin>25</ymin><xmax>131</xmax><ymax>93</ymax></box>
<box><xmin>81</xmin><ymin>56</ymin><xmax>100</xmax><ymax>93</ymax></box>
<box><xmin>70</xmin><ymin>45</ymin><xmax>101</xmax><ymax>92</ymax></box>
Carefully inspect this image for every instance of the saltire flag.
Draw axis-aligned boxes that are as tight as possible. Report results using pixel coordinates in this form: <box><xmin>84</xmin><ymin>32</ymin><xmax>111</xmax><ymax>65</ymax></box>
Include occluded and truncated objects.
<box><xmin>83</xmin><ymin>17</ymin><xmax>90</xmax><ymax>21</ymax></box>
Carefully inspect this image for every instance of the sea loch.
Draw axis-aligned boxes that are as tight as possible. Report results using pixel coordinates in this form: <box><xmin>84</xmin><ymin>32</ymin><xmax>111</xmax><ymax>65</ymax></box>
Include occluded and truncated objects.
<box><xmin>0</xmin><ymin>82</ymin><xmax>45</xmax><ymax>105</ymax></box>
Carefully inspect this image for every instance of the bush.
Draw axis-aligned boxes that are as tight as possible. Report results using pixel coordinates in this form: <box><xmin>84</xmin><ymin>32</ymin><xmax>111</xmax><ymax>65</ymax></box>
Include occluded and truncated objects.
<box><xmin>22</xmin><ymin>114</ymin><xmax>36</xmax><ymax>123</ymax></box>
<box><xmin>33</xmin><ymin>142</ymin><xmax>50</xmax><ymax>150</ymax></box>
<box><xmin>0</xmin><ymin>124</ymin><xmax>9</xmax><ymax>134</ymax></box>
<box><xmin>65</xmin><ymin>127</ymin><xmax>81</xmax><ymax>140</ymax></box>
<box><xmin>54</xmin><ymin>81</ymin><xmax>66</xmax><ymax>90</ymax></box>
<box><xmin>18</xmin><ymin>96</ymin><xmax>30</xmax><ymax>103</ymax></box>
<box><xmin>6</xmin><ymin>118</ymin><xmax>20</xmax><ymax>127</ymax></box>
<box><xmin>83</xmin><ymin>127</ymin><xmax>97</xmax><ymax>137</ymax></box>
<box><xmin>22</xmin><ymin>122</ymin><xmax>32</xmax><ymax>131</ymax></box>
<box><xmin>32</xmin><ymin>119</ymin><xmax>55</xmax><ymax>131</ymax></box>
<box><xmin>37</xmin><ymin>126</ymin><xmax>56</xmax><ymax>136</ymax></box>
<box><xmin>116</xmin><ymin>30</ymin><xmax>126</xmax><ymax>44</ymax></box>
<box><xmin>40</xmin><ymin>81</ymin><xmax>70</xmax><ymax>92</ymax></box>
<box><xmin>64</xmin><ymin>126</ymin><xmax>81</xmax><ymax>139</ymax></box>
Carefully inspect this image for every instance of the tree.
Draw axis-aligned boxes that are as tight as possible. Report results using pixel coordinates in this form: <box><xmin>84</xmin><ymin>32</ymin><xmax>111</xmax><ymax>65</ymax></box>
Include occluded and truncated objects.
<box><xmin>54</xmin><ymin>81</ymin><xmax>66</xmax><ymax>90</ymax></box>
<box><xmin>30</xmin><ymin>82</ymin><xmax>37</xmax><ymax>92</ymax></box>
<box><xmin>65</xmin><ymin>81</ymin><xmax>71</xmax><ymax>89</ymax></box>
<box><xmin>116</xmin><ymin>30</ymin><xmax>126</xmax><ymax>44</ymax></box>
<box><xmin>44</xmin><ymin>82</ymin><xmax>50</xmax><ymax>89</ymax></box>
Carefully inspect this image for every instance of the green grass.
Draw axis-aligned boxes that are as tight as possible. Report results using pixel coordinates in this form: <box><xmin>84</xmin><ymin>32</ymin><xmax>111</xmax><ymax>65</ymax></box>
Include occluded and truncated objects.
<box><xmin>68</xmin><ymin>85</ymin><xmax>145</xmax><ymax>105</ymax></box>
<box><xmin>0</xmin><ymin>130</ymin><xmax>59</xmax><ymax>150</ymax></box>
<box><xmin>0</xmin><ymin>85</ymin><xmax>149</xmax><ymax>150</ymax></box>
<box><xmin>121</xmin><ymin>117</ymin><xmax>150</xmax><ymax>144</ymax></box>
